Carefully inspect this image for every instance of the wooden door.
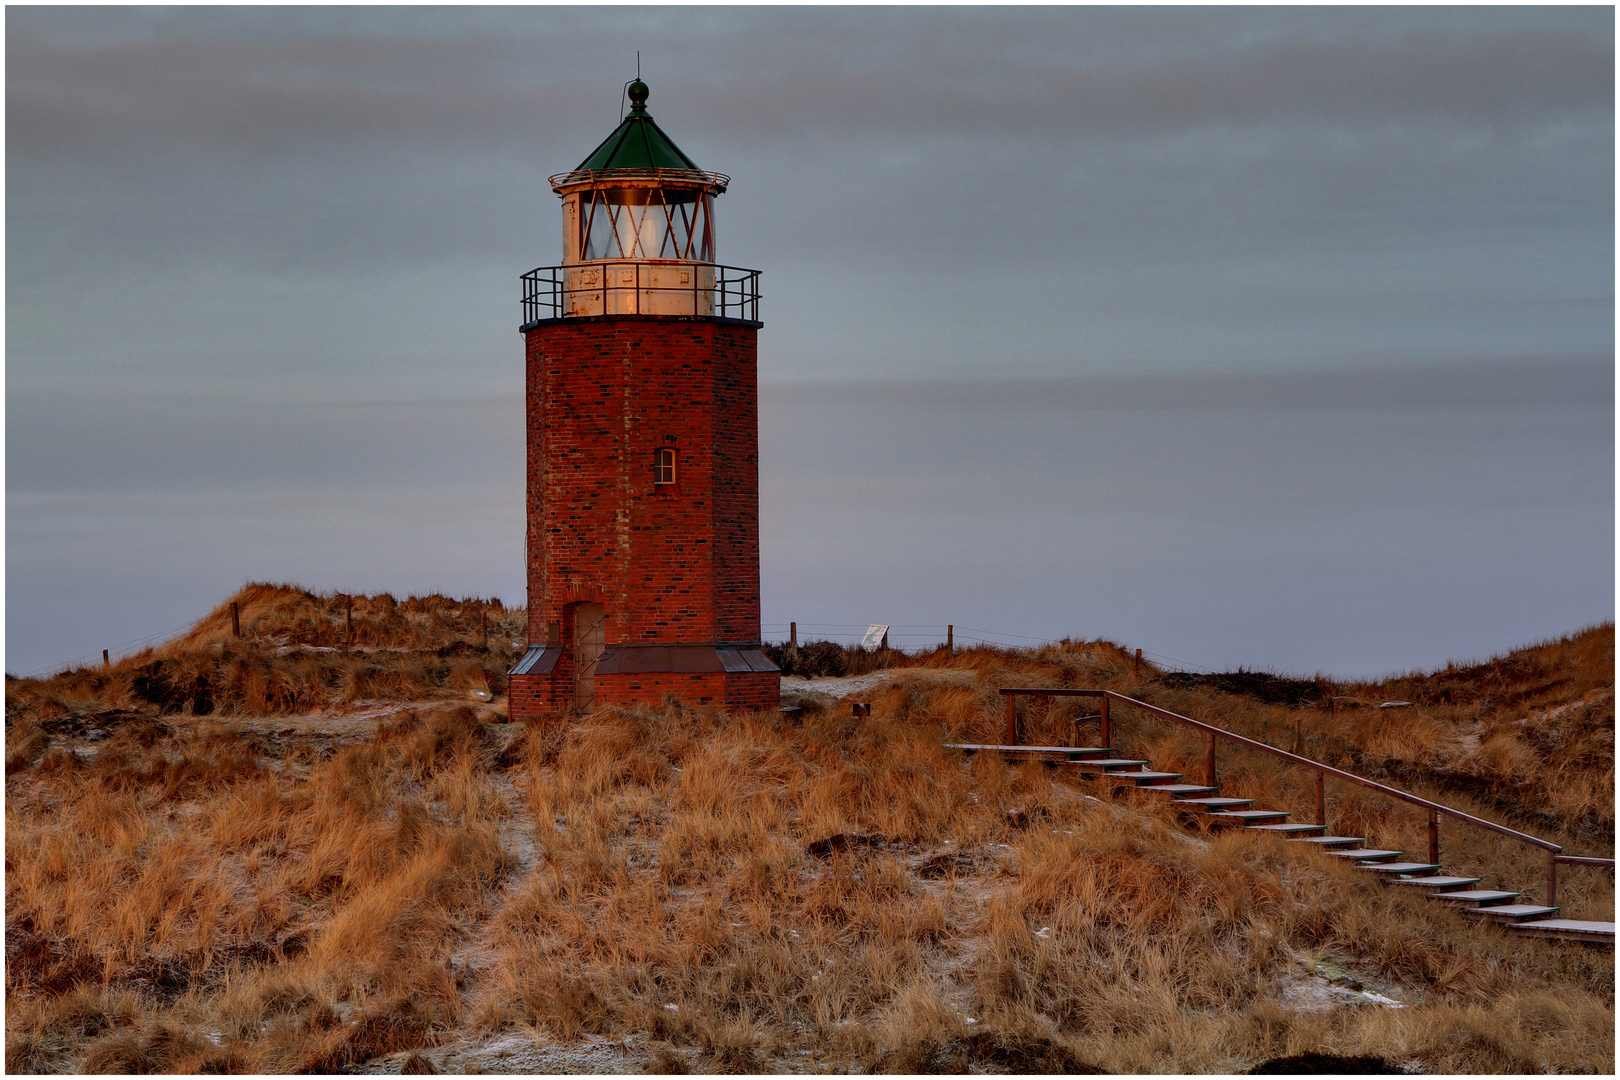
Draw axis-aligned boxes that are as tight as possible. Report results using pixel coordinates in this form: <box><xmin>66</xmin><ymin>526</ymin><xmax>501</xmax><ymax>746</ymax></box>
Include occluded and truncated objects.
<box><xmin>573</xmin><ymin>603</ymin><xmax>605</xmax><ymax>711</ymax></box>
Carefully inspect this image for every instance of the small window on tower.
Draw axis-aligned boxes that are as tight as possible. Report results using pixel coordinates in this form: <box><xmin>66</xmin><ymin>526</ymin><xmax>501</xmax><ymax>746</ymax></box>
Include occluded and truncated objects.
<box><xmin>654</xmin><ymin>447</ymin><xmax>677</xmax><ymax>485</ymax></box>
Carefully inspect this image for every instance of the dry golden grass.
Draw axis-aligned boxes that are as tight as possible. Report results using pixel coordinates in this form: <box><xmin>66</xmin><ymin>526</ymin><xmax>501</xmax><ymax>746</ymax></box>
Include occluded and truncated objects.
<box><xmin>4</xmin><ymin>594</ymin><xmax>1613</xmax><ymax>1072</ymax></box>
<box><xmin>5</xmin><ymin>583</ymin><xmax>522</xmax><ymax>725</ymax></box>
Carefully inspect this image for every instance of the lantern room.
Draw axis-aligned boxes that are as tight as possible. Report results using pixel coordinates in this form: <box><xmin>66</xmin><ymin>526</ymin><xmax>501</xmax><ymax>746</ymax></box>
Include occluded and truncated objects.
<box><xmin>547</xmin><ymin>79</ymin><xmax>730</xmax><ymax>318</ymax></box>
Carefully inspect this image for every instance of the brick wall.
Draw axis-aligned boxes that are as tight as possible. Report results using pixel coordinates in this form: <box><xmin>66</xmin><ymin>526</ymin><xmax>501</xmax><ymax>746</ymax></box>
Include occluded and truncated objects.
<box><xmin>514</xmin><ymin>314</ymin><xmax>776</xmax><ymax>718</ymax></box>
<box><xmin>508</xmin><ymin>669</ymin><xmax>779</xmax><ymax>715</ymax></box>
<box><xmin>506</xmin><ymin>673</ymin><xmax>549</xmax><ymax>718</ymax></box>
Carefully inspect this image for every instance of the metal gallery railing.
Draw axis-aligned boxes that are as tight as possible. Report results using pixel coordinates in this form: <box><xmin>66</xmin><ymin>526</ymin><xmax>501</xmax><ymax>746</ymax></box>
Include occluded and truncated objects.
<box><xmin>520</xmin><ymin>261</ymin><xmax>761</xmax><ymax>326</ymax></box>
<box><xmin>548</xmin><ymin>167</ymin><xmax>730</xmax><ymax>192</ymax></box>
<box><xmin>999</xmin><ymin>687</ymin><xmax>1615</xmax><ymax>909</ymax></box>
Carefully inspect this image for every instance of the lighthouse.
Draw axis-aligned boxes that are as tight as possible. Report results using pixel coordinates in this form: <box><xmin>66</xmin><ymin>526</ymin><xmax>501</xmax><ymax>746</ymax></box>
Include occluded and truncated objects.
<box><xmin>507</xmin><ymin>79</ymin><xmax>780</xmax><ymax>717</ymax></box>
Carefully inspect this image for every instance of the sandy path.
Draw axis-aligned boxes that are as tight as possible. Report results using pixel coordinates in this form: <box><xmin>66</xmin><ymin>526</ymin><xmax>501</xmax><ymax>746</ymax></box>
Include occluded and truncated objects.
<box><xmin>781</xmin><ymin>667</ymin><xmax>980</xmax><ymax>701</ymax></box>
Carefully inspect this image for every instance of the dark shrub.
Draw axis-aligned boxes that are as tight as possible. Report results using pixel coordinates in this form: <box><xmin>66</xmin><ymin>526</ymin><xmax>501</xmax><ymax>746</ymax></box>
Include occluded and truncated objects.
<box><xmin>762</xmin><ymin>640</ymin><xmax>848</xmax><ymax>678</ymax></box>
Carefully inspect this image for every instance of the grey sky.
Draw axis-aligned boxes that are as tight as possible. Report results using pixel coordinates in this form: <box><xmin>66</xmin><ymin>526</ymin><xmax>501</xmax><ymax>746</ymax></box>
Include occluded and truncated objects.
<box><xmin>7</xmin><ymin>6</ymin><xmax>1613</xmax><ymax>677</ymax></box>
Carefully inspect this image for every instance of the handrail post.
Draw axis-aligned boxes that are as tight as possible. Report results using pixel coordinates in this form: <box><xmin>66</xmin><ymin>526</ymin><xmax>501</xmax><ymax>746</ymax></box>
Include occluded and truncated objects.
<box><xmin>1205</xmin><ymin>731</ymin><xmax>1217</xmax><ymax>787</ymax></box>
<box><xmin>1548</xmin><ymin>851</ymin><xmax>1558</xmax><ymax>909</ymax></box>
<box><xmin>1428</xmin><ymin>809</ymin><xmax>1439</xmax><ymax>866</ymax></box>
<box><xmin>1005</xmin><ymin>693</ymin><xmax>1018</xmax><ymax>746</ymax></box>
<box><xmin>1315</xmin><ymin>771</ymin><xmax>1325</xmax><ymax>827</ymax></box>
<box><xmin>1100</xmin><ymin>695</ymin><xmax>1111</xmax><ymax>750</ymax></box>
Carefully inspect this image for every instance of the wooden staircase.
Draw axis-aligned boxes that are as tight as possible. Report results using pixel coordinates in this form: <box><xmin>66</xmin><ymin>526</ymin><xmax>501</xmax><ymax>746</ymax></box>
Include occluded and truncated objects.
<box><xmin>947</xmin><ymin>739</ymin><xmax>1615</xmax><ymax>945</ymax></box>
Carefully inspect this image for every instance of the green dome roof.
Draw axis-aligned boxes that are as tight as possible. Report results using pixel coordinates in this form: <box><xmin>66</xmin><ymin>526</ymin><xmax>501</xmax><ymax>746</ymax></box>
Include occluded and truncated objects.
<box><xmin>574</xmin><ymin>81</ymin><xmax>702</xmax><ymax>173</ymax></box>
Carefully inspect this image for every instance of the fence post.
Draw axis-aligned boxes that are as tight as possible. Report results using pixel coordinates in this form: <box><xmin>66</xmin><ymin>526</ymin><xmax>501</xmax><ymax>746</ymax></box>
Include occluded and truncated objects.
<box><xmin>1100</xmin><ymin>695</ymin><xmax>1112</xmax><ymax>750</ymax></box>
<box><xmin>1316</xmin><ymin>771</ymin><xmax>1325</xmax><ymax>827</ymax></box>
<box><xmin>1205</xmin><ymin>731</ymin><xmax>1217</xmax><ymax>787</ymax></box>
<box><xmin>103</xmin><ymin>649</ymin><xmax>110</xmax><ymax>669</ymax></box>
<box><xmin>1547</xmin><ymin>852</ymin><xmax>1558</xmax><ymax>909</ymax></box>
<box><xmin>1428</xmin><ymin>810</ymin><xmax>1440</xmax><ymax>865</ymax></box>
<box><xmin>1005</xmin><ymin>694</ymin><xmax>1019</xmax><ymax>745</ymax></box>
<box><xmin>231</xmin><ymin>602</ymin><xmax>241</xmax><ymax>638</ymax></box>
<box><xmin>947</xmin><ymin>624</ymin><xmax>953</xmax><ymax>652</ymax></box>
<box><xmin>1134</xmin><ymin>648</ymin><xmax>1141</xmax><ymax>677</ymax></box>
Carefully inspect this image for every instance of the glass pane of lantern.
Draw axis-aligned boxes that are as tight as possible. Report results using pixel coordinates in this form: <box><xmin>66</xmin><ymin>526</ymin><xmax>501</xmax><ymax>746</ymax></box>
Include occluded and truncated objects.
<box><xmin>578</xmin><ymin>188</ymin><xmax>710</xmax><ymax>262</ymax></box>
<box><xmin>582</xmin><ymin>192</ymin><xmax>611</xmax><ymax>259</ymax></box>
<box><xmin>678</xmin><ymin>195</ymin><xmax>712</xmax><ymax>261</ymax></box>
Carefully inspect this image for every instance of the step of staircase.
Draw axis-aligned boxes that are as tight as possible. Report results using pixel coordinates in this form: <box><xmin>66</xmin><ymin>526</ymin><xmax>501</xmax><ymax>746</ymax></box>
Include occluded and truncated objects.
<box><xmin>1173</xmin><ymin>797</ymin><xmax>1254</xmax><ymax>809</ymax></box>
<box><xmin>1144</xmin><ymin>784</ymin><xmax>1219</xmax><ymax>796</ymax></box>
<box><xmin>1246</xmin><ymin>822</ymin><xmax>1328</xmax><ymax>836</ymax></box>
<box><xmin>946</xmin><ymin>744</ymin><xmax>1113</xmax><ymax>760</ymax></box>
<box><xmin>1067</xmin><ymin>758</ymin><xmax>1152</xmax><ymax>772</ymax></box>
<box><xmin>1067</xmin><ymin>766</ymin><xmax>1185</xmax><ymax>785</ymax></box>
<box><xmin>1204</xmin><ymin>809</ymin><xmax>1291</xmax><ymax>825</ymax></box>
<box><xmin>1330</xmin><ymin>849</ymin><xmax>1402</xmax><ymax>862</ymax></box>
<box><xmin>1390</xmin><ymin>875</ymin><xmax>1481</xmax><ymax>891</ymax></box>
<box><xmin>1428</xmin><ymin>889</ymin><xmax>1520</xmax><ymax>906</ymax></box>
<box><xmin>1505</xmin><ymin>919</ymin><xmax>1617</xmax><ymax>943</ymax></box>
<box><xmin>1115</xmin><ymin>771</ymin><xmax>1185</xmax><ymax>786</ymax></box>
<box><xmin>1289</xmin><ymin>835</ymin><xmax>1366</xmax><ymax>849</ymax></box>
<box><xmin>1359</xmin><ymin>861</ymin><xmax>1443</xmax><ymax>876</ymax></box>
<box><xmin>1461</xmin><ymin>904</ymin><xmax>1560</xmax><ymax>923</ymax></box>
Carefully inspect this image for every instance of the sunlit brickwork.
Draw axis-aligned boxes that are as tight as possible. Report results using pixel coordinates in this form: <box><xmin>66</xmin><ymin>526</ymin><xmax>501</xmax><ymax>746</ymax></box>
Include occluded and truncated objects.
<box><xmin>507</xmin><ymin>313</ymin><xmax>778</xmax><ymax>715</ymax></box>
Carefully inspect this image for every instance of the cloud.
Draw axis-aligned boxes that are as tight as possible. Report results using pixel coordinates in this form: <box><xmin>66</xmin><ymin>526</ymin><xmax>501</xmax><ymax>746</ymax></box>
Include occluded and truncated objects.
<box><xmin>6</xmin><ymin>7</ymin><xmax>1610</xmax><ymax>385</ymax></box>
<box><xmin>679</xmin><ymin>29</ymin><xmax>1613</xmax><ymax>142</ymax></box>
<box><xmin>6</xmin><ymin>34</ymin><xmax>532</xmax><ymax>155</ymax></box>
<box><xmin>7</xmin><ymin>12</ymin><xmax>1609</xmax><ymax>161</ymax></box>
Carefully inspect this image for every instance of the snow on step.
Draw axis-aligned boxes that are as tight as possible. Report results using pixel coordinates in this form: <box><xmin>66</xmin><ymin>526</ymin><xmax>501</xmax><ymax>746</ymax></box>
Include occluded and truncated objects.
<box><xmin>1359</xmin><ymin>861</ymin><xmax>1442</xmax><ymax>875</ymax></box>
<box><xmin>1461</xmin><ymin>904</ymin><xmax>1560</xmax><ymax>923</ymax></box>
<box><xmin>1390</xmin><ymin>876</ymin><xmax>1481</xmax><ymax>891</ymax></box>
<box><xmin>1428</xmin><ymin>889</ymin><xmax>1520</xmax><ymax>905</ymax></box>
<box><xmin>1505</xmin><ymin>920</ymin><xmax>1616</xmax><ymax>943</ymax></box>
<box><xmin>1205</xmin><ymin>806</ymin><xmax>1289</xmax><ymax>822</ymax></box>
<box><xmin>1074</xmin><ymin>768</ymin><xmax>1185</xmax><ymax>783</ymax></box>
<box><xmin>1115</xmin><ymin>771</ymin><xmax>1184</xmax><ymax>784</ymax></box>
<box><xmin>945</xmin><ymin>744</ymin><xmax>1111</xmax><ymax>757</ymax></box>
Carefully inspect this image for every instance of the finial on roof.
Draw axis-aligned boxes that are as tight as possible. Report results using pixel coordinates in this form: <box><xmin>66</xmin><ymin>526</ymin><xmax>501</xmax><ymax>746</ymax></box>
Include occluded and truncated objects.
<box><xmin>627</xmin><ymin>79</ymin><xmax>649</xmax><ymax>113</ymax></box>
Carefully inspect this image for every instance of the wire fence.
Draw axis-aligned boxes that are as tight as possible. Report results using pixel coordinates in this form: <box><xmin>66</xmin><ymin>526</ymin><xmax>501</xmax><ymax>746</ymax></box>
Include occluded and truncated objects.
<box><xmin>16</xmin><ymin>617</ymin><xmax>1219</xmax><ymax>682</ymax></box>
<box><xmin>760</xmin><ymin>622</ymin><xmax>1217</xmax><ymax>673</ymax></box>
<box><xmin>12</xmin><ymin>614</ymin><xmax>211</xmax><ymax>681</ymax></box>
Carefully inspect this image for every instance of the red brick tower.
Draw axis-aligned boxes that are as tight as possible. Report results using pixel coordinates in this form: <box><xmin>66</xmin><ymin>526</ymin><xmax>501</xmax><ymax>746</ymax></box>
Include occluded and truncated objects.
<box><xmin>507</xmin><ymin>79</ymin><xmax>779</xmax><ymax>717</ymax></box>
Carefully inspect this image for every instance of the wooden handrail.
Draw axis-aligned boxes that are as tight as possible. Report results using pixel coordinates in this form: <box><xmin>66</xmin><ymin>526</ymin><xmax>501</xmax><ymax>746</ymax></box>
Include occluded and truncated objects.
<box><xmin>1000</xmin><ymin>686</ymin><xmax>1614</xmax><ymax>907</ymax></box>
<box><xmin>998</xmin><ymin>686</ymin><xmax>1566</xmax><ymax>853</ymax></box>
